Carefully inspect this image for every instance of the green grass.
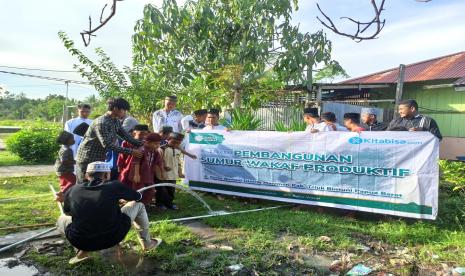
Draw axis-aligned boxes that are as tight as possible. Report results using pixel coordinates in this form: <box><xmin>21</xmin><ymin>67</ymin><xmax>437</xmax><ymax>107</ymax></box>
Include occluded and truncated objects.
<box><xmin>1</xmin><ymin>174</ymin><xmax>465</xmax><ymax>274</ymax></box>
<box><xmin>0</xmin><ymin>150</ymin><xmax>30</xmax><ymax>166</ymax></box>
<box><xmin>0</xmin><ymin>175</ymin><xmax>58</xmax><ymax>234</ymax></box>
<box><xmin>0</xmin><ymin>133</ymin><xmax>13</xmax><ymax>139</ymax></box>
<box><xmin>0</xmin><ymin>133</ymin><xmax>28</xmax><ymax>166</ymax></box>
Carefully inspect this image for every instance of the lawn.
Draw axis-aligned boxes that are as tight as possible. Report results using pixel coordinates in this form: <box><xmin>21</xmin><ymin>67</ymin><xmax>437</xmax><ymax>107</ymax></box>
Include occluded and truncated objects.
<box><xmin>0</xmin><ymin>133</ymin><xmax>27</xmax><ymax>166</ymax></box>
<box><xmin>0</xmin><ymin>174</ymin><xmax>464</xmax><ymax>275</ymax></box>
<box><xmin>0</xmin><ymin>150</ymin><xmax>30</xmax><ymax>166</ymax></box>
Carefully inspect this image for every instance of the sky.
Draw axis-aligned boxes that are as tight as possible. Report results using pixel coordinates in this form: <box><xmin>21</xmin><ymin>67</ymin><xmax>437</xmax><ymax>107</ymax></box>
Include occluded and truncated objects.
<box><xmin>0</xmin><ymin>0</ymin><xmax>464</xmax><ymax>100</ymax></box>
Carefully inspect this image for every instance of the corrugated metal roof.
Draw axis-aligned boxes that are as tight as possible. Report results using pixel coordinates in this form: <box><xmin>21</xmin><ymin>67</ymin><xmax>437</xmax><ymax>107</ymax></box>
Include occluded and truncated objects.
<box><xmin>341</xmin><ymin>51</ymin><xmax>465</xmax><ymax>84</ymax></box>
<box><xmin>454</xmin><ymin>76</ymin><xmax>465</xmax><ymax>86</ymax></box>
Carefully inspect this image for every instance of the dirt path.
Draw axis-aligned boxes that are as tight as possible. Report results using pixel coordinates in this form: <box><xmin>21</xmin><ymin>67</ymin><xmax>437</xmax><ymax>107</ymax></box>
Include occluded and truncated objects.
<box><xmin>0</xmin><ymin>165</ymin><xmax>55</xmax><ymax>177</ymax></box>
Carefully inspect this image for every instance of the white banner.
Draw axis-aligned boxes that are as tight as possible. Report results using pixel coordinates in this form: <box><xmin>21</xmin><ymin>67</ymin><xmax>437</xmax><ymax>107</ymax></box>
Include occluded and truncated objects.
<box><xmin>185</xmin><ymin>130</ymin><xmax>439</xmax><ymax>219</ymax></box>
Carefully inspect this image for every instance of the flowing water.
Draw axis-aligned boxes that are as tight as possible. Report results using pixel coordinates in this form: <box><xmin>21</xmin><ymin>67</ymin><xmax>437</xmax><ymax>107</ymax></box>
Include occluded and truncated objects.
<box><xmin>145</xmin><ymin>183</ymin><xmax>214</xmax><ymax>212</ymax></box>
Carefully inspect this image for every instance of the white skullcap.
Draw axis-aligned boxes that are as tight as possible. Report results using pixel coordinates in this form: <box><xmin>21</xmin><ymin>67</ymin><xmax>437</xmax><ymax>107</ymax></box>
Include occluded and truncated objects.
<box><xmin>86</xmin><ymin>161</ymin><xmax>111</xmax><ymax>173</ymax></box>
<box><xmin>360</xmin><ymin>107</ymin><xmax>377</xmax><ymax>115</ymax></box>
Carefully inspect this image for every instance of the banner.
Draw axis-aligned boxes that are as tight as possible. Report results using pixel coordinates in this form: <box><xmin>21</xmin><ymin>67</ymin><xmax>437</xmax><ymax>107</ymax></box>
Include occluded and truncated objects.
<box><xmin>185</xmin><ymin>130</ymin><xmax>439</xmax><ymax>219</ymax></box>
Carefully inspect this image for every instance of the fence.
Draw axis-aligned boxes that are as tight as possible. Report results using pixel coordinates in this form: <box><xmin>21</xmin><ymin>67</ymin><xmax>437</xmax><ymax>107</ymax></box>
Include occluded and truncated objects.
<box><xmin>252</xmin><ymin>103</ymin><xmax>394</xmax><ymax>131</ymax></box>
<box><xmin>252</xmin><ymin>106</ymin><xmax>303</xmax><ymax>130</ymax></box>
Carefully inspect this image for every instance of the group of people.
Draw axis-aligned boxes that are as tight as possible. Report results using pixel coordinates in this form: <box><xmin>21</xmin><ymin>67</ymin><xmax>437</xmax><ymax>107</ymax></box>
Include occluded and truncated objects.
<box><xmin>302</xmin><ymin>99</ymin><xmax>442</xmax><ymax>140</ymax></box>
<box><xmin>52</xmin><ymin>95</ymin><xmax>441</xmax><ymax>264</ymax></box>
<box><xmin>53</xmin><ymin>96</ymin><xmax>229</xmax><ymax>264</ymax></box>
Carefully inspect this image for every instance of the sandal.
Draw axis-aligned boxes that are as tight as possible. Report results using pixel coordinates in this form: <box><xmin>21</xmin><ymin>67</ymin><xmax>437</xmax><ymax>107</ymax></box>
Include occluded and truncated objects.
<box><xmin>141</xmin><ymin>238</ymin><xmax>163</xmax><ymax>251</ymax></box>
<box><xmin>69</xmin><ymin>255</ymin><xmax>90</xmax><ymax>265</ymax></box>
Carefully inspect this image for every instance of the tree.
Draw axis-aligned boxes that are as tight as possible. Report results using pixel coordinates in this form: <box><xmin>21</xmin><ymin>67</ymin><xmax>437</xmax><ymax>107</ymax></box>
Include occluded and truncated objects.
<box><xmin>76</xmin><ymin>0</ymin><xmax>432</xmax><ymax>46</ymax></box>
<box><xmin>316</xmin><ymin>0</ymin><xmax>431</xmax><ymax>42</ymax></box>
<box><xmin>133</xmin><ymin>0</ymin><xmax>346</xmax><ymax>108</ymax></box>
<box><xmin>59</xmin><ymin>31</ymin><xmax>171</xmax><ymax>123</ymax></box>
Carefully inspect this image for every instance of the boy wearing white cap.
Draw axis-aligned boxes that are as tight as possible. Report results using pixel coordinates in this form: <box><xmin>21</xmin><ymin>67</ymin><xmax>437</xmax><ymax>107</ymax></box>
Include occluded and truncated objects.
<box><xmin>56</xmin><ymin>161</ymin><xmax>161</xmax><ymax>264</ymax></box>
<box><xmin>360</xmin><ymin>107</ymin><xmax>388</xmax><ymax>131</ymax></box>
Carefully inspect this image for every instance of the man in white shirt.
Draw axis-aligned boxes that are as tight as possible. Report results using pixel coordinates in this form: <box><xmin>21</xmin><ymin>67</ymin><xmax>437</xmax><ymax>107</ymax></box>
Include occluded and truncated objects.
<box><xmin>64</xmin><ymin>104</ymin><xmax>93</xmax><ymax>158</ymax></box>
<box><xmin>303</xmin><ymin>107</ymin><xmax>334</xmax><ymax>133</ymax></box>
<box><xmin>204</xmin><ymin>109</ymin><xmax>228</xmax><ymax>130</ymax></box>
<box><xmin>121</xmin><ymin>113</ymin><xmax>139</xmax><ymax>133</ymax></box>
<box><xmin>152</xmin><ymin>96</ymin><xmax>183</xmax><ymax>133</ymax></box>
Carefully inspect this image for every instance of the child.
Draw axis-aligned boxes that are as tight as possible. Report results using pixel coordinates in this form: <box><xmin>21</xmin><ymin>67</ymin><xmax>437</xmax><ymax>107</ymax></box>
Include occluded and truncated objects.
<box><xmin>159</xmin><ymin>125</ymin><xmax>197</xmax><ymax>160</ymax></box>
<box><xmin>321</xmin><ymin>112</ymin><xmax>348</xmax><ymax>131</ymax></box>
<box><xmin>118</xmin><ymin>124</ymin><xmax>150</xmax><ymax>180</ymax></box>
<box><xmin>128</xmin><ymin>133</ymin><xmax>165</xmax><ymax>205</ymax></box>
<box><xmin>159</xmin><ymin>126</ymin><xmax>173</xmax><ymax>147</ymax></box>
<box><xmin>155</xmin><ymin>132</ymin><xmax>185</xmax><ymax>210</ymax></box>
<box><xmin>204</xmin><ymin>108</ymin><xmax>228</xmax><ymax>130</ymax></box>
<box><xmin>343</xmin><ymin>113</ymin><xmax>366</xmax><ymax>132</ymax></box>
<box><xmin>55</xmin><ymin>131</ymin><xmax>76</xmax><ymax>201</ymax></box>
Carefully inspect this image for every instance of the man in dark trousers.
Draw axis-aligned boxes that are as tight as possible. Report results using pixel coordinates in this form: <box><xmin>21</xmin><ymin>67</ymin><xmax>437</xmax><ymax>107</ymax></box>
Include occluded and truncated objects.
<box><xmin>56</xmin><ymin>161</ymin><xmax>162</xmax><ymax>264</ymax></box>
<box><xmin>75</xmin><ymin>98</ymin><xmax>144</xmax><ymax>183</ymax></box>
<box><xmin>388</xmin><ymin>99</ymin><xmax>442</xmax><ymax>140</ymax></box>
<box><xmin>360</xmin><ymin>107</ymin><xmax>388</xmax><ymax>131</ymax></box>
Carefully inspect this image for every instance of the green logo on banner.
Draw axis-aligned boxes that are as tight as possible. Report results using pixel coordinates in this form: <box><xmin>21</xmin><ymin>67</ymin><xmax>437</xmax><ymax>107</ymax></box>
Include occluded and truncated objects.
<box><xmin>190</xmin><ymin>132</ymin><xmax>225</xmax><ymax>145</ymax></box>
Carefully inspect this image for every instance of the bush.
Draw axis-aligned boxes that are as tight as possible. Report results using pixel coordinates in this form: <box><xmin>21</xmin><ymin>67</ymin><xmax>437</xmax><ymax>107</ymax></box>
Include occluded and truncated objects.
<box><xmin>439</xmin><ymin>160</ymin><xmax>465</xmax><ymax>193</ymax></box>
<box><xmin>274</xmin><ymin>119</ymin><xmax>307</xmax><ymax>132</ymax></box>
<box><xmin>222</xmin><ymin>109</ymin><xmax>262</xmax><ymax>130</ymax></box>
<box><xmin>0</xmin><ymin>119</ymin><xmax>60</xmax><ymax>128</ymax></box>
<box><xmin>6</xmin><ymin>126</ymin><xmax>61</xmax><ymax>164</ymax></box>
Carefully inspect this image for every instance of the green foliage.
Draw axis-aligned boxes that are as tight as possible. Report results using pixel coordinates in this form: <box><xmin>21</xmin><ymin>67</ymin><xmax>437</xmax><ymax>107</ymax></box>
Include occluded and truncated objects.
<box><xmin>0</xmin><ymin>92</ymin><xmax>78</xmax><ymax>121</ymax></box>
<box><xmin>439</xmin><ymin>160</ymin><xmax>465</xmax><ymax>193</ymax></box>
<box><xmin>6</xmin><ymin>125</ymin><xmax>61</xmax><ymax>164</ymax></box>
<box><xmin>59</xmin><ymin>32</ymin><xmax>168</xmax><ymax>123</ymax></box>
<box><xmin>222</xmin><ymin>109</ymin><xmax>262</xmax><ymax>130</ymax></box>
<box><xmin>59</xmin><ymin>0</ymin><xmax>346</xmax><ymax>115</ymax></box>
<box><xmin>0</xmin><ymin>119</ymin><xmax>60</xmax><ymax>128</ymax></box>
<box><xmin>81</xmin><ymin>94</ymin><xmax>108</xmax><ymax>119</ymax></box>
<box><xmin>314</xmin><ymin>61</ymin><xmax>350</xmax><ymax>82</ymax></box>
<box><xmin>133</xmin><ymin>0</ymin><xmax>345</xmax><ymax>108</ymax></box>
<box><xmin>274</xmin><ymin>119</ymin><xmax>307</xmax><ymax>131</ymax></box>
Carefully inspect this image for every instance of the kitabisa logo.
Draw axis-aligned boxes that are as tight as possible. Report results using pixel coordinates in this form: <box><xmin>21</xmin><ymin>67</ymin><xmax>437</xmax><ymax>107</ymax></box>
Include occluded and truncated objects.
<box><xmin>190</xmin><ymin>132</ymin><xmax>225</xmax><ymax>145</ymax></box>
<box><xmin>348</xmin><ymin>136</ymin><xmax>419</xmax><ymax>145</ymax></box>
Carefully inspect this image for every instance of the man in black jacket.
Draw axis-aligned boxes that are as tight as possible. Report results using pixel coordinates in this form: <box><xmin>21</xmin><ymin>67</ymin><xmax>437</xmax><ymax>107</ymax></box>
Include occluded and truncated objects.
<box><xmin>388</xmin><ymin>99</ymin><xmax>442</xmax><ymax>140</ymax></box>
<box><xmin>56</xmin><ymin>161</ymin><xmax>161</xmax><ymax>264</ymax></box>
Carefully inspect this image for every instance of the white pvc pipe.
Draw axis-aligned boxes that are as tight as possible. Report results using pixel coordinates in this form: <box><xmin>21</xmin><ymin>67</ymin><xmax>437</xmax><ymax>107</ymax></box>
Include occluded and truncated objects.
<box><xmin>0</xmin><ymin>227</ymin><xmax>57</xmax><ymax>254</ymax></box>
<box><xmin>0</xmin><ymin>194</ymin><xmax>51</xmax><ymax>203</ymax></box>
<box><xmin>138</xmin><ymin>183</ymin><xmax>213</xmax><ymax>212</ymax></box>
<box><xmin>149</xmin><ymin>205</ymin><xmax>289</xmax><ymax>224</ymax></box>
<box><xmin>49</xmin><ymin>182</ymin><xmax>64</xmax><ymax>215</ymax></box>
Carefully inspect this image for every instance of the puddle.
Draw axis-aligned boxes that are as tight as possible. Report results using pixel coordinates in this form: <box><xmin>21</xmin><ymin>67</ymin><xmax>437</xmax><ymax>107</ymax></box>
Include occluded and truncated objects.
<box><xmin>302</xmin><ymin>254</ymin><xmax>333</xmax><ymax>275</ymax></box>
<box><xmin>0</xmin><ymin>228</ymin><xmax>60</xmax><ymax>248</ymax></box>
<box><xmin>0</xmin><ymin>257</ymin><xmax>40</xmax><ymax>276</ymax></box>
<box><xmin>100</xmin><ymin>246</ymin><xmax>157</xmax><ymax>274</ymax></box>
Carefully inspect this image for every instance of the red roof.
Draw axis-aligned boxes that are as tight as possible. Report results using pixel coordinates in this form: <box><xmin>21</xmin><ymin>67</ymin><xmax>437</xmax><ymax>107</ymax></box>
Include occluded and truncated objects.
<box><xmin>455</xmin><ymin>77</ymin><xmax>465</xmax><ymax>86</ymax></box>
<box><xmin>341</xmin><ymin>51</ymin><xmax>465</xmax><ymax>84</ymax></box>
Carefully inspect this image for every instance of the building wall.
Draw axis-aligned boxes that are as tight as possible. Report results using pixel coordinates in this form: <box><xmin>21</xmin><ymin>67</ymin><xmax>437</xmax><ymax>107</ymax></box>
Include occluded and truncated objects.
<box><xmin>403</xmin><ymin>81</ymin><xmax>465</xmax><ymax>137</ymax></box>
